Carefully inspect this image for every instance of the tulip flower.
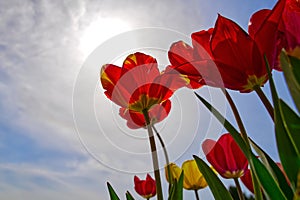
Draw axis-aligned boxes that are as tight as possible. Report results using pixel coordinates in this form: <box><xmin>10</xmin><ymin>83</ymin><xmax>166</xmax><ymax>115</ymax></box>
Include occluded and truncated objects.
<box><xmin>165</xmin><ymin>160</ymin><xmax>208</xmax><ymax>190</ymax></box>
<box><xmin>249</xmin><ymin>0</ymin><xmax>300</xmax><ymax>70</ymax></box>
<box><xmin>134</xmin><ymin>174</ymin><xmax>156</xmax><ymax>199</ymax></box>
<box><xmin>168</xmin><ymin>0</ymin><xmax>285</xmax><ymax>92</ymax></box>
<box><xmin>202</xmin><ymin>133</ymin><xmax>248</xmax><ymax>179</ymax></box>
<box><xmin>101</xmin><ymin>52</ymin><xmax>185</xmax><ymax>128</ymax></box>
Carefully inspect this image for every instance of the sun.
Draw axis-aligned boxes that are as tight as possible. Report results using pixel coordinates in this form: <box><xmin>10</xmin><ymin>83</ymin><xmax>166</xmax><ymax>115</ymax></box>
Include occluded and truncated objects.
<box><xmin>80</xmin><ymin>17</ymin><xmax>131</xmax><ymax>57</ymax></box>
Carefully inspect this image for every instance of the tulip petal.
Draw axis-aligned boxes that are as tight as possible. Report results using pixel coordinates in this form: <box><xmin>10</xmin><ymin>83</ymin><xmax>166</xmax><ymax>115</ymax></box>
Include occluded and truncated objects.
<box><xmin>202</xmin><ymin>139</ymin><xmax>227</xmax><ymax>177</ymax></box>
<box><xmin>168</xmin><ymin>41</ymin><xmax>194</xmax><ymax>66</ymax></box>
<box><xmin>191</xmin><ymin>28</ymin><xmax>214</xmax><ymax>59</ymax></box>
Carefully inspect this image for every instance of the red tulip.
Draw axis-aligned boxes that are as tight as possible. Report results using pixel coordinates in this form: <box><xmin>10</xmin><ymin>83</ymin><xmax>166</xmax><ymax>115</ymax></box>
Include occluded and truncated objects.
<box><xmin>249</xmin><ymin>0</ymin><xmax>299</xmax><ymax>70</ymax></box>
<box><xmin>134</xmin><ymin>174</ymin><xmax>156</xmax><ymax>199</ymax></box>
<box><xmin>202</xmin><ymin>133</ymin><xmax>248</xmax><ymax>179</ymax></box>
<box><xmin>101</xmin><ymin>52</ymin><xmax>185</xmax><ymax>128</ymax></box>
<box><xmin>168</xmin><ymin>0</ymin><xmax>285</xmax><ymax>92</ymax></box>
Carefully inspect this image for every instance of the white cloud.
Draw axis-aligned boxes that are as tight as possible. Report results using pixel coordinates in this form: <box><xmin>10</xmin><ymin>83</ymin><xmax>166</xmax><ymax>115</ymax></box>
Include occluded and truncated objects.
<box><xmin>0</xmin><ymin>0</ymin><xmax>280</xmax><ymax>199</ymax></box>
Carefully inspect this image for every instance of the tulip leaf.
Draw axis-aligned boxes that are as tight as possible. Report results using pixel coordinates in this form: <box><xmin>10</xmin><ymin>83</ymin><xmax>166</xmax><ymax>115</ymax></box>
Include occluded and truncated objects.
<box><xmin>280</xmin><ymin>50</ymin><xmax>300</xmax><ymax>113</ymax></box>
<box><xmin>250</xmin><ymin>154</ymin><xmax>287</xmax><ymax>199</ymax></box>
<box><xmin>250</xmin><ymin>139</ymin><xmax>293</xmax><ymax>199</ymax></box>
<box><xmin>276</xmin><ymin>99</ymin><xmax>300</xmax><ymax>188</ymax></box>
<box><xmin>126</xmin><ymin>191</ymin><xmax>135</xmax><ymax>200</ymax></box>
<box><xmin>194</xmin><ymin>92</ymin><xmax>249</xmax><ymax>157</ymax></box>
<box><xmin>107</xmin><ymin>182</ymin><xmax>120</xmax><ymax>200</ymax></box>
<box><xmin>279</xmin><ymin>99</ymin><xmax>300</xmax><ymax>154</ymax></box>
<box><xmin>168</xmin><ymin>171</ymin><xmax>183</xmax><ymax>200</ymax></box>
<box><xmin>193</xmin><ymin>155</ymin><xmax>233</xmax><ymax>200</ymax></box>
<box><xmin>266</xmin><ymin>55</ymin><xmax>300</xmax><ymax>188</ymax></box>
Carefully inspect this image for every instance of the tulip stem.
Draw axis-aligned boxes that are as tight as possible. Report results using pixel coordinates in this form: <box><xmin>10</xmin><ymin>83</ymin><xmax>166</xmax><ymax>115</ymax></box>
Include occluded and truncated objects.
<box><xmin>194</xmin><ymin>189</ymin><xmax>200</xmax><ymax>200</ymax></box>
<box><xmin>254</xmin><ymin>87</ymin><xmax>274</xmax><ymax>121</ymax></box>
<box><xmin>234</xmin><ymin>178</ymin><xmax>245</xmax><ymax>200</ymax></box>
<box><xmin>222</xmin><ymin>89</ymin><xmax>250</xmax><ymax>149</ymax></box>
<box><xmin>142</xmin><ymin>109</ymin><xmax>163</xmax><ymax>200</ymax></box>
<box><xmin>152</xmin><ymin>125</ymin><xmax>173</xmax><ymax>190</ymax></box>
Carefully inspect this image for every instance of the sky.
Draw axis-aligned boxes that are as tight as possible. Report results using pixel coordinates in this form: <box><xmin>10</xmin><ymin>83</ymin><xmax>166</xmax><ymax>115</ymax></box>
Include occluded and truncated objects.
<box><xmin>0</xmin><ymin>0</ymin><xmax>295</xmax><ymax>199</ymax></box>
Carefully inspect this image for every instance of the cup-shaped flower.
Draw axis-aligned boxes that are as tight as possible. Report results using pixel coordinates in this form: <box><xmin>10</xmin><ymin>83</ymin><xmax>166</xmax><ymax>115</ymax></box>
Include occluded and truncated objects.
<box><xmin>165</xmin><ymin>160</ymin><xmax>208</xmax><ymax>190</ymax></box>
<box><xmin>101</xmin><ymin>52</ymin><xmax>185</xmax><ymax>128</ymax></box>
<box><xmin>249</xmin><ymin>0</ymin><xmax>298</xmax><ymax>70</ymax></box>
<box><xmin>134</xmin><ymin>174</ymin><xmax>156</xmax><ymax>199</ymax></box>
<box><xmin>168</xmin><ymin>0</ymin><xmax>285</xmax><ymax>92</ymax></box>
<box><xmin>202</xmin><ymin>133</ymin><xmax>248</xmax><ymax>179</ymax></box>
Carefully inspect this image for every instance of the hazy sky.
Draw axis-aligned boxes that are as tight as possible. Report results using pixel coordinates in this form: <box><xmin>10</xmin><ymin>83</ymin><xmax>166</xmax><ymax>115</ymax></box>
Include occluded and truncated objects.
<box><xmin>1</xmin><ymin>0</ymin><xmax>294</xmax><ymax>199</ymax></box>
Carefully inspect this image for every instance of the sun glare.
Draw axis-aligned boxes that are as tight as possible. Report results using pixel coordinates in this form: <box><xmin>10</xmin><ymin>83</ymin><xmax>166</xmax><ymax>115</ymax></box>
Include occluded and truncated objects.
<box><xmin>80</xmin><ymin>17</ymin><xmax>131</xmax><ymax>57</ymax></box>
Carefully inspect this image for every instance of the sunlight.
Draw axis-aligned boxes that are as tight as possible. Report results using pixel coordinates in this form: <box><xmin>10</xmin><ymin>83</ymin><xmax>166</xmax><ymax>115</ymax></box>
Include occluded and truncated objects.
<box><xmin>79</xmin><ymin>17</ymin><xmax>131</xmax><ymax>57</ymax></box>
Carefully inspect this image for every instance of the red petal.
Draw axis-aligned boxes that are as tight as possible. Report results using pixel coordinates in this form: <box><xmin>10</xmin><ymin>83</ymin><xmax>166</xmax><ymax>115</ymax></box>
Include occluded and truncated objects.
<box><xmin>191</xmin><ymin>28</ymin><xmax>214</xmax><ymax>59</ymax></box>
<box><xmin>283</xmin><ymin>0</ymin><xmax>300</xmax><ymax>50</ymax></box>
<box><xmin>168</xmin><ymin>41</ymin><xmax>194</xmax><ymax>67</ymax></box>
<box><xmin>240</xmin><ymin>169</ymin><xmax>254</xmax><ymax>193</ymax></box>
<box><xmin>101</xmin><ymin>64</ymin><xmax>130</xmax><ymax>107</ymax></box>
<box><xmin>248</xmin><ymin>9</ymin><xmax>271</xmax><ymax>38</ymax></box>
<box><xmin>211</xmin><ymin>15</ymin><xmax>265</xmax><ymax>92</ymax></box>
<box><xmin>212</xmin><ymin>15</ymin><xmax>261</xmax><ymax>71</ymax></box>
<box><xmin>119</xmin><ymin>108</ymin><xmax>145</xmax><ymax>129</ymax></box>
<box><xmin>250</xmin><ymin>0</ymin><xmax>286</xmax><ymax>68</ymax></box>
<box><xmin>144</xmin><ymin>174</ymin><xmax>156</xmax><ymax>196</ymax></box>
<box><xmin>218</xmin><ymin>134</ymin><xmax>248</xmax><ymax>173</ymax></box>
<box><xmin>134</xmin><ymin>176</ymin><xmax>144</xmax><ymax>196</ymax></box>
<box><xmin>120</xmin><ymin>100</ymin><xmax>172</xmax><ymax>129</ymax></box>
<box><xmin>149</xmin><ymin>100</ymin><xmax>171</xmax><ymax>124</ymax></box>
<box><xmin>202</xmin><ymin>139</ymin><xmax>227</xmax><ymax>176</ymax></box>
<box><xmin>122</xmin><ymin>52</ymin><xmax>160</xmax><ymax>84</ymax></box>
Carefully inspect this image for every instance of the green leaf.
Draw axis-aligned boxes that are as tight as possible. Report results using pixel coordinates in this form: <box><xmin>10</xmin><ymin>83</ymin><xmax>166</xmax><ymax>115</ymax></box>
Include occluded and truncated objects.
<box><xmin>126</xmin><ymin>191</ymin><xmax>135</xmax><ymax>200</ymax></box>
<box><xmin>280</xmin><ymin>50</ymin><xmax>300</xmax><ymax>113</ymax></box>
<box><xmin>250</xmin><ymin>154</ymin><xmax>287</xmax><ymax>200</ymax></box>
<box><xmin>250</xmin><ymin>139</ymin><xmax>293</xmax><ymax>199</ymax></box>
<box><xmin>251</xmin><ymin>170</ymin><xmax>264</xmax><ymax>200</ymax></box>
<box><xmin>193</xmin><ymin>155</ymin><xmax>233</xmax><ymax>200</ymax></box>
<box><xmin>266</xmin><ymin>54</ymin><xmax>300</xmax><ymax>188</ymax></box>
<box><xmin>194</xmin><ymin>91</ymin><xmax>288</xmax><ymax>199</ymax></box>
<box><xmin>107</xmin><ymin>182</ymin><xmax>120</xmax><ymax>200</ymax></box>
<box><xmin>168</xmin><ymin>171</ymin><xmax>183</xmax><ymax>200</ymax></box>
<box><xmin>275</xmin><ymin>101</ymin><xmax>300</xmax><ymax>188</ymax></box>
<box><xmin>194</xmin><ymin>92</ymin><xmax>249</xmax><ymax>157</ymax></box>
<box><xmin>279</xmin><ymin>99</ymin><xmax>300</xmax><ymax>154</ymax></box>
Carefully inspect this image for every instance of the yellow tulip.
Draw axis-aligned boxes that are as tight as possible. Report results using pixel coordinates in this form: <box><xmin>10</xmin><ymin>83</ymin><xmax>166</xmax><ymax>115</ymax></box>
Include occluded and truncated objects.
<box><xmin>165</xmin><ymin>160</ymin><xmax>208</xmax><ymax>190</ymax></box>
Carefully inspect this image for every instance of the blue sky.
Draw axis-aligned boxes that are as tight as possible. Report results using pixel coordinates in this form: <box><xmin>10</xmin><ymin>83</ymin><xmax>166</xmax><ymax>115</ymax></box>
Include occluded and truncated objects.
<box><xmin>1</xmin><ymin>0</ymin><xmax>294</xmax><ymax>199</ymax></box>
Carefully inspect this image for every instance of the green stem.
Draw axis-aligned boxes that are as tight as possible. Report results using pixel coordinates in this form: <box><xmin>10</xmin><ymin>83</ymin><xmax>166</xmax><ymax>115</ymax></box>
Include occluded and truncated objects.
<box><xmin>254</xmin><ymin>86</ymin><xmax>274</xmax><ymax>121</ymax></box>
<box><xmin>234</xmin><ymin>178</ymin><xmax>245</xmax><ymax>200</ymax></box>
<box><xmin>222</xmin><ymin>89</ymin><xmax>250</xmax><ymax>149</ymax></box>
<box><xmin>142</xmin><ymin>109</ymin><xmax>163</xmax><ymax>200</ymax></box>
<box><xmin>222</xmin><ymin>89</ymin><xmax>263</xmax><ymax>200</ymax></box>
<box><xmin>152</xmin><ymin>125</ymin><xmax>173</xmax><ymax>191</ymax></box>
<box><xmin>194</xmin><ymin>189</ymin><xmax>200</xmax><ymax>200</ymax></box>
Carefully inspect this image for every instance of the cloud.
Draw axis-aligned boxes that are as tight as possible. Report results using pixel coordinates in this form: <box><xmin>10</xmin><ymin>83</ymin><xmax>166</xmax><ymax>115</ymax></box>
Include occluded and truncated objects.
<box><xmin>0</xmin><ymin>0</ymin><xmax>280</xmax><ymax>199</ymax></box>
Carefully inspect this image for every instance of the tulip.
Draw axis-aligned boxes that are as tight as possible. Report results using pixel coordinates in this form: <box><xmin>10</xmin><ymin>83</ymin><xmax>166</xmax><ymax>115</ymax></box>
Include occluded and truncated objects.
<box><xmin>134</xmin><ymin>174</ymin><xmax>156</xmax><ymax>199</ymax></box>
<box><xmin>202</xmin><ymin>133</ymin><xmax>248</xmax><ymax>179</ymax></box>
<box><xmin>101</xmin><ymin>52</ymin><xmax>185</xmax><ymax>128</ymax></box>
<box><xmin>249</xmin><ymin>0</ymin><xmax>300</xmax><ymax>70</ymax></box>
<box><xmin>168</xmin><ymin>0</ymin><xmax>286</xmax><ymax>92</ymax></box>
<box><xmin>165</xmin><ymin>160</ymin><xmax>208</xmax><ymax>190</ymax></box>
